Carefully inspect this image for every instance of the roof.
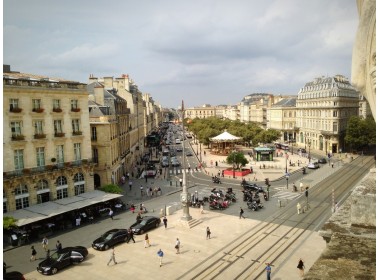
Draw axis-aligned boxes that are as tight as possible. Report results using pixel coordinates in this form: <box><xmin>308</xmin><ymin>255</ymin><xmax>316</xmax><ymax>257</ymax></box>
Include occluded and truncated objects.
<box><xmin>6</xmin><ymin>190</ymin><xmax>123</xmax><ymax>227</ymax></box>
<box><xmin>210</xmin><ymin>131</ymin><xmax>241</xmax><ymax>142</ymax></box>
<box><xmin>272</xmin><ymin>98</ymin><xmax>297</xmax><ymax>107</ymax></box>
<box><xmin>254</xmin><ymin>147</ymin><xmax>275</xmax><ymax>152</ymax></box>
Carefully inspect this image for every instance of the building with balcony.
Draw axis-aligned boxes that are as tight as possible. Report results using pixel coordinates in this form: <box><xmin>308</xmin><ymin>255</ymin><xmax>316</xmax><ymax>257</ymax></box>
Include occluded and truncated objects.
<box><xmin>184</xmin><ymin>104</ymin><xmax>216</xmax><ymax>119</ymax></box>
<box><xmin>296</xmin><ymin>75</ymin><xmax>359</xmax><ymax>154</ymax></box>
<box><xmin>3</xmin><ymin>68</ymin><xmax>94</xmax><ymax>213</ymax></box>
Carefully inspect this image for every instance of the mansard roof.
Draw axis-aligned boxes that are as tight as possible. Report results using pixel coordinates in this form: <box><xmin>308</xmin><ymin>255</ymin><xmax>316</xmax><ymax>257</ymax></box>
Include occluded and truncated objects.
<box><xmin>272</xmin><ymin>98</ymin><xmax>297</xmax><ymax>107</ymax></box>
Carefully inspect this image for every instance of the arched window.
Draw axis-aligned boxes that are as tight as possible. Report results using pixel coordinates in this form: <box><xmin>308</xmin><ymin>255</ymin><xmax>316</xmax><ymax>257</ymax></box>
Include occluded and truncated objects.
<box><xmin>56</xmin><ymin>176</ymin><xmax>68</xmax><ymax>186</ymax></box>
<box><xmin>37</xmin><ymin>179</ymin><xmax>49</xmax><ymax>190</ymax></box>
<box><xmin>14</xmin><ymin>184</ymin><xmax>29</xmax><ymax>209</ymax></box>
<box><xmin>74</xmin><ymin>173</ymin><xmax>85</xmax><ymax>182</ymax></box>
<box><xmin>15</xmin><ymin>184</ymin><xmax>28</xmax><ymax>195</ymax></box>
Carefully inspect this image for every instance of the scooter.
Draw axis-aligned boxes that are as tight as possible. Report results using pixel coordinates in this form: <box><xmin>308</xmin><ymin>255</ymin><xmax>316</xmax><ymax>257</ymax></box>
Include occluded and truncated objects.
<box><xmin>263</xmin><ymin>192</ymin><xmax>268</xmax><ymax>201</ymax></box>
<box><xmin>212</xmin><ymin>177</ymin><xmax>222</xmax><ymax>184</ymax></box>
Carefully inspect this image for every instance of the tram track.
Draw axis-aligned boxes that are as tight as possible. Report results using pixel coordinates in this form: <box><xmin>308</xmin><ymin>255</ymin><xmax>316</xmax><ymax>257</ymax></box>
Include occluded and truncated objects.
<box><xmin>177</xmin><ymin>156</ymin><xmax>374</xmax><ymax>280</ymax></box>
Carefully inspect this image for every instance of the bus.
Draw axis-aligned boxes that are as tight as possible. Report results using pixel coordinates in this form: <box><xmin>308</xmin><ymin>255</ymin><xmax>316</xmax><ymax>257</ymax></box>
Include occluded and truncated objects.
<box><xmin>274</xmin><ymin>142</ymin><xmax>289</xmax><ymax>150</ymax></box>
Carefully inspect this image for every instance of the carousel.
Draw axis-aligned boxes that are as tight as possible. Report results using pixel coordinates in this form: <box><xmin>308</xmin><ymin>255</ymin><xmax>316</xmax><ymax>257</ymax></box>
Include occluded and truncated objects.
<box><xmin>210</xmin><ymin>131</ymin><xmax>242</xmax><ymax>155</ymax></box>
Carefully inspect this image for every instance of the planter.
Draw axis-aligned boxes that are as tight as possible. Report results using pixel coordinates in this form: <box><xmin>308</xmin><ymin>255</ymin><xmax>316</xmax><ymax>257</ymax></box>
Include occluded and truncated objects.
<box><xmin>55</xmin><ymin>132</ymin><xmax>65</xmax><ymax>137</ymax></box>
<box><xmin>34</xmin><ymin>134</ymin><xmax>46</xmax><ymax>139</ymax></box>
<box><xmin>223</xmin><ymin>168</ymin><xmax>251</xmax><ymax>177</ymax></box>
<box><xmin>10</xmin><ymin>108</ymin><xmax>22</xmax><ymax>113</ymax></box>
<box><xmin>53</xmin><ymin>108</ymin><xmax>62</xmax><ymax>113</ymax></box>
<box><xmin>72</xmin><ymin>131</ymin><xmax>82</xmax><ymax>136</ymax></box>
<box><xmin>12</xmin><ymin>135</ymin><xmax>25</xmax><ymax>141</ymax></box>
<box><xmin>71</xmin><ymin>108</ymin><xmax>81</xmax><ymax>112</ymax></box>
<box><xmin>33</xmin><ymin>108</ymin><xmax>44</xmax><ymax>113</ymax></box>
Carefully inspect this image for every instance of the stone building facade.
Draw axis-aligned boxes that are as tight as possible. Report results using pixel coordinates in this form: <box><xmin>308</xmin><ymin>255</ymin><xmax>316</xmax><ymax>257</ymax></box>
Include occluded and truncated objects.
<box><xmin>296</xmin><ymin>75</ymin><xmax>359</xmax><ymax>154</ymax></box>
<box><xmin>3</xmin><ymin>71</ymin><xmax>94</xmax><ymax>212</ymax></box>
<box><xmin>184</xmin><ymin>104</ymin><xmax>216</xmax><ymax>119</ymax></box>
<box><xmin>267</xmin><ymin>98</ymin><xmax>297</xmax><ymax>142</ymax></box>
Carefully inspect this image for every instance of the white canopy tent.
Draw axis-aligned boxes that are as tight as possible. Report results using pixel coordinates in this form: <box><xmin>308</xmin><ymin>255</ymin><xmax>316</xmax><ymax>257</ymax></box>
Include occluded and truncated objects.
<box><xmin>209</xmin><ymin>131</ymin><xmax>241</xmax><ymax>155</ymax></box>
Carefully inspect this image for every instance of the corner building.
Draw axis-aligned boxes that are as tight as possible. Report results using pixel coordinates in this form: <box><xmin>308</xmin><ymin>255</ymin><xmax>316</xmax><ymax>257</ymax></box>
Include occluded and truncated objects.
<box><xmin>296</xmin><ymin>75</ymin><xmax>359</xmax><ymax>154</ymax></box>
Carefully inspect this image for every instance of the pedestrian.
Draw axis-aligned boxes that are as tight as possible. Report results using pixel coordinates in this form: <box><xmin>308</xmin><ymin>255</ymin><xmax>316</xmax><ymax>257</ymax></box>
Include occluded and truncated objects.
<box><xmin>136</xmin><ymin>213</ymin><xmax>142</xmax><ymax>222</ymax></box>
<box><xmin>42</xmin><ymin>236</ymin><xmax>48</xmax><ymax>251</ymax></box>
<box><xmin>127</xmin><ymin>228</ymin><xmax>135</xmax><ymax>243</ymax></box>
<box><xmin>140</xmin><ymin>185</ymin><xmax>144</xmax><ymax>196</ymax></box>
<box><xmin>179</xmin><ymin>178</ymin><xmax>183</xmax><ymax>187</ymax></box>
<box><xmin>157</xmin><ymin>249</ymin><xmax>164</xmax><ymax>267</ymax></box>
<box><xmin>175</xmin><ymin>238</ymin><xmax>180</xmax><ymax>254</ymax></box>
<box><xmin>163</xmin><ymin>216</ymin><xmax>168</xmax><ymax>228</ymax></box>
<box><xmin>157</xmin><ymin>186</ymin><xmax>162</xmax><ymax>196</ymax></box>
<box><xmin>239</xmin><ymin>207</ymin><xmax>246</xmax><ymax>219</ymax></box>
<box><xmin>56</xmin><ymin>240</ymin><xmax>62</xmax><ymax>252</ymax></box>
<box><xmin>297</xmin><ymin>202</ymin><xmax>302</xmax><ymax>214</ymax></box>
<box><xmin>108</xmin><ymin>208</ymin><xmax>114</xmax><ymax>220</ymax></box>
<box><xmin>146</xmin><ymin>186</ymin><xmax>150</xmax><ymax>197</ymax></box>
<box><xmin>129</xmin><ymin>180</ymin><xmax>132</xmax><ymax>191</ymax></box>
<box><xmin>107</xmin><ymin>247</ymin><xmax>117</xmax><ymax>266</ymax></box>
<box><xmin>144</xmin><ymin>234</ymin><xmax>151</xmax><ymax>248</ymax></box>
<box><xmin>297</xmin><ymin>258</ymin><xmax>305</xmax><ymax>277</ymax></box>
<box><xmin>30</xmin><ymin>246</ymin><xmax>37</xmax><ymax>262</ymax></box>
<box><xmin>331</xmin><ymin>162</ymin><xmax>334</xmax><ymax>168</ymax></box>
<box><xmin>46</xmin><ymin>249</ymin><xmax>51</xmax><ymax>259</ymax></box>
<box><xmin>265</xmin><ymin>263</ymin><xmax>272</xmax><ymax>280</ymax></box>
<box><xmin>206</xmin><ymin>227</ymin><xmax>211</xmax><ymax>239</ymax></box>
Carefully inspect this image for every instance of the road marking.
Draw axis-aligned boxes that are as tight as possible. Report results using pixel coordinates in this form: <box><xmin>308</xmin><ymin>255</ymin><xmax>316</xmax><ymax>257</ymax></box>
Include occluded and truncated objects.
<box><xmin>272</xmin><ymin>191</ymin><xmax>302</xmax><ymax>200</ymax></box>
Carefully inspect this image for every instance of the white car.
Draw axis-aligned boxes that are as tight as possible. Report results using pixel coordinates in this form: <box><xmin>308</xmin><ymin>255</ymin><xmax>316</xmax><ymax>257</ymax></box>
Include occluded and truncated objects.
<box><xmin>307</xmin><ymin>162</ymin><xmax>320</xmax><ymax>169</ymax></box>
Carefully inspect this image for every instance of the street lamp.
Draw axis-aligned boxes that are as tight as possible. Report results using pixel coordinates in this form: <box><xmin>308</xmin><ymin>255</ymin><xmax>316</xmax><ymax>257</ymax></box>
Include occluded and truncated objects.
<box><xmin>233</xmin><ymin>151</ymin><xmax>236</xmax><ymax>179</ymax></box>
<box><xmin>308</xmin><ymin>140</ymin><xmax>311</xmax><ymax>163</ymax></box>
<box><xmin>285</xmin><ymin>151</ymin><xmax>289</xmax><ymax>189</ymax></box>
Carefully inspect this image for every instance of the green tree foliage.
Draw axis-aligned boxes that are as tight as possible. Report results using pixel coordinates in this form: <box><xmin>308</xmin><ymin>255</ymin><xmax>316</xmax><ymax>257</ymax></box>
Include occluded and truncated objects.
<box><xmin>3</xmin><ymin>216</ymin><xmax>18</xmax><ymax>229</ymax></box>
<box><xmin>100</xmin><ymin>184</ymin><xmax>123</xmax><ymax>194</ymax></box>
<box><xmin>345</xmin><ymin>116</ymin><xmax>376</xmax><ymax>150</ymax></box>
<box><xmin>226</xmin><ymin>151</ymin><xmax>249</xmax><ymax>170</ymax></box>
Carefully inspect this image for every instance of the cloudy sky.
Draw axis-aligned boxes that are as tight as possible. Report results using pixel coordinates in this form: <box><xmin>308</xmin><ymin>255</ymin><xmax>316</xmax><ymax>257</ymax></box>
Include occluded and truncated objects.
<box><xmin>4</xmin><ymin>0</ymin><xmax>359</xmax><ymax>108</ymax></box>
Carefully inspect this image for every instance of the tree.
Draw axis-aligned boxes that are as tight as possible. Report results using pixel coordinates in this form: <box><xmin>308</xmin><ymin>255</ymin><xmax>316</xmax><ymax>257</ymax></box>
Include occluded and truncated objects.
<box><xmin>100</xmin><ymin>184</ymin><xmax>123</xmax><ymax>194</ymax></box>
<box><xmin>226</xmin><ymin>151</ymin><xmax>248</xmax><ymax>170</ymax></box>
<box><xmin>3</xmin><ymin>216</ymin><xmax>18</xmax><ymax>230</ymax></box>
<box><xmin>345</xmin><ymin>116</ymin><xmax>376</xmax><ymax>150</ymax></box>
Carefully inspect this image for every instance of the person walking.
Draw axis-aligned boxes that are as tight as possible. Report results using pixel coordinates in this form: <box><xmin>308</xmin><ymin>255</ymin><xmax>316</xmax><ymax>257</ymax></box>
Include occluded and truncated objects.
<box><xmin>297</xmin><ymin>203</ymin><xmax>302</xmax><ymax>215</ymax></box>
<box><xmin>108</xmin><ymin>208</ymin><xmax>114</xmax><ymax>220</ymax></box>
<box><xmin>30</xmin><ymin>246</ymin><xmax>37</xmax><ymax>262</ymax></box>
<box><xmin>206</xmin><ymin>227</ymin><xmax>211</xmax><ymax>239</ymax></box>
<box><xmin>41</xmin><ymin>236</ymin><xmax>48</xmax><ymax>252</ymax></box>
<box><xmin>107</xmin><ymin>247</ymin><xmax>117</xmax><ymax>266</ymax></box>
<box><xmin>127</xmin><ymin>228</ymin><xmax>135</xmax><ymax>243</ymax></box>
<box><xmin>175</xmin><ymin>238</ymin><xmax>180</xmax><ymax>254</ymax></box>
<box><xmin>297</xmin><ymin>258</ymin><xmax>305</xmax><ymax>277</ymax></box>
<box><xmin>55</xmin><ymin>240</ymin><xmax>62</xmax><ymax>252</ymax></box>
<box><xmin>163</xmin><ymin>216</ymin><xmax>168</xmax><ymax>229</ymax></box>
<box><xmin>157</xmin><ymin>249</ymin><xmax>164</xmax><ymax>267</ymax></box>
<box><xmin>265</xmin><ymin>263</ymin><xmax>272</xmax><ymax>280</ymax></box>
<box><xmin>144</xmin><ymin>233</ymin><xmax>151</xmax><ymax>248</ymax></box>
<box><xmin>129</xmin><ymin>180</ymin><xmax>132</xmax><ymax>191</ymax></box>
<box><xmin>239</xmin><ymin>207</ymin><xmax>246</xmax><ymax>219</ymax></box>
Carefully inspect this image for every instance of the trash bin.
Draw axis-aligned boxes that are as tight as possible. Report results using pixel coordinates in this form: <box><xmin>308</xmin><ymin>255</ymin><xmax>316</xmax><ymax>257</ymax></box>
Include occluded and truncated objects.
<box><xmin>10</xmin><ymin>234</ymin><xmax>18</xmax><ymax>246</ymax></box>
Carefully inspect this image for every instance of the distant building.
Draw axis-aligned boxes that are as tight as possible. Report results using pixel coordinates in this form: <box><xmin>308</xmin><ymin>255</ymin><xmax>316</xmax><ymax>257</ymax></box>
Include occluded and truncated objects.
<box><xmin>184</xmin><ymin>104</ymin><xmax>216</xmax><ymax>119</ymax></box>
<box><xmin>267</xmin><ymin>98</ymin><xmax>297</xmax><ymax>142</ymax></box>
<box><xmin>296</xmin><ymin>75</ymin><xmax>359</xmax><ymax>154</ymax></box>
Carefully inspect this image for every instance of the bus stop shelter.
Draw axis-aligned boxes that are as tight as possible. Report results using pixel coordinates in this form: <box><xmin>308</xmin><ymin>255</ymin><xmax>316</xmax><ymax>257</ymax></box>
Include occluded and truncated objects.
<box><xmin>253</xmin><ymin>147</ymin><xmax>275</xmax><ymax>161</ymax></box>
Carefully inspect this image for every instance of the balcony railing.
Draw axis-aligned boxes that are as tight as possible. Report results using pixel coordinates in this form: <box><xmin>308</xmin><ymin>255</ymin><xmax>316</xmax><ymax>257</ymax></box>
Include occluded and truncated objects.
<box><xmin>72</xmin><ymin>131</ymin><xmax>83</xmax><ymax>136</ymax></box>
<box><xmin>34</xmin><ymin>133</ymin><xmax>46</xmax><ymax>139</ymax></box>
<box><xmin>10</xmin><ymin>107</ymin><xmax>22</xmax><ymax>113</ymax></box>
<box><xmin>32</xmin><ymin>108</ymin><xmax>45</xmax><ymax>113</ymax></box>
<box><xmin>11</xmin><ymin>135</ymin><xmax>25</xmax><ymax>141</ymax></box>
<box><xmin>3</xmin><ymin>159</ymin><xmax>93</xmax><ymax>179</ymax></box>
<box><xmin>54</xmin><ymin>132</ymin><xmax>65</xmax><ymax>137</ymax></box>
<box><xmin>53</xmin><ymin>108</ymin><xmax>63</xmax><ymax>113</ymax></box>
<box><xmin>71</xmin><ymin>108</ymin><xmax>81</xmax><ymax>112</ymax></box>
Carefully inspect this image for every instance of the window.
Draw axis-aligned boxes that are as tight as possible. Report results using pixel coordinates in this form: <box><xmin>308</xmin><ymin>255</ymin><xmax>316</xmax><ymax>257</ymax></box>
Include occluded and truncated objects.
<box><xmin>71</xmin><ymin>99</ymin><xmax>79</xmax><ymax>109</ymax></box>
<box><xmin>14</xmin><ymin>149</ymin><xmax>24</xmax><ymax>170</ymax></box>
<box><xmin>56</xmin><ymin>176</ymin><xmax>68</xmax><ymax>186</ymax></box>
<box><xmin>72</xmin><ymin>119</ymin><xmax>80</xmax><ymax>133</ymax></box>
<box><xmin>36</xmin><ymin>179</ymin><xmax>49</xmax><ymax>190</ymax></box>
<box><xmin>36</xmin><ymin>147</ymin><xmax>45</xmax><ymax>167</ymax></box>
<box><xmin>91</xmin><ymin>127</ymin><xmax>97</xmax><ymax>141</ymax></box>
<box><xmin>333</xmin><ymin>122</ymin><xmax>338</xmax><ymax>132</ymax></box>
<box><xmin>333</xmin><ymin>111</ymin><xmax>338</xmax><ymax>117</ymax></box>
<box><xmin>53</xmin><ymin>99</ymin><xmax>61</xmax><ymax>109</ymax></box>
<box><xmin>93</xmin><ymin>148</ymin><xmax>99</xmax><ymax>163</ymax></box>
<box><xmin>57</xmin><ymin>188</ymin><xmax>68</xmax><ymax>200</ymax></box>
<box><xmin>10</xmin><ymin>99</ymin><xmax>19</xmax><ymax>110</ymax></box>
<box><xmin>75</xmin><ymin>185</ymin><xmax>85</xmax><ymax>195</ymax></box>
<box><xmin>56</xmin><ymin>145</ymin><xmax>64</xmax><ymax>164</ymax></box>
<box><xmin>14</xmin><ymin>185</ymin><xmax>29</xmax><ymax>210</ymax></box>
<box><xmin>16</xmin><ymin>197</ymin><xmax>29</xmax><ymax>210</ymax></box>
<box><xmin>34</xmin><ymin>120</ymin><xmax>44</xmax><ymax>134</ymax></box>
<box><xmin>11</xmin><ymin>121</ymin><xmax>22</xmax><ymax>136</ymax></box>
<box><xmin>54</xmin><ymin>120</ymin><xmax>63</xmax><ymax>133</ymax></box>
<box><xmin>74</xmin><ymin>143</ymin><xmax>81</xmax><ymax>161</ymax></box>
<box><xmin>32</xmin><ymin>99</ymin><xmax>42</xmax><ymax>110</ymax></box>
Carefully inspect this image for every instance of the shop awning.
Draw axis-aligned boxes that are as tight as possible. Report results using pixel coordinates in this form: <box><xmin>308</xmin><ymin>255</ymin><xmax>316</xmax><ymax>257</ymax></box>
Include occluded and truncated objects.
<box><xmin>5</xmin><ymin>190</ymin><xmax>123</xmax><ymax>227</ymax></box>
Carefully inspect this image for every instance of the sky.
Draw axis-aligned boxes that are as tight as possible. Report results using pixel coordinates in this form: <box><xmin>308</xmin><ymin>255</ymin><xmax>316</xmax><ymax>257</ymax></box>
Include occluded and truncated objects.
<box><xmin>3</xmin><ymin>0</ymin><xmax>359</xmax><ymax>108</ymax></box>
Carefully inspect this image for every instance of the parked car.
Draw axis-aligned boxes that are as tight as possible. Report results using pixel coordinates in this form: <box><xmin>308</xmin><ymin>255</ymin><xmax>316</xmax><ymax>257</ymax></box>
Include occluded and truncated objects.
<box><xmin>171</xmin><ymin>158</ymin><xmax>181</xmax><ymax>167</ymax></box>
<box><xmin>241</xmin><ymin>181</ymin><xmax>265</xmax><ymax>193</ymax></box>
<box><xmin>307</xmin><ymin>162</ymin><xmax>320</xmax><ymax>169</ymax></box>
<box><xmin>176</xmin><ymin>146</ymin><xmax>183</xmax><ymax>152</ymax></box>
<box><xmin>37</xmin><ymin>246</ymin><xmax>88</xmax><ymax>275</ymax></box>
<box><xmin>92</xmin><ymin>229</ymin><xmax>129</xmax><ymax>251</ymax></box>
<box><xmin>161</xmin><ymin>160</ymin><xmax>169</xmax><ymax>167</ymax></box>
<box><xmin>129</xmin><ymin>216</ymin><xmax>161</xmax><ymax>235</ymax></box>
<box><xmin>318</xmin><ymin>158</ymin><xmax>328</xmax><ymax>164</ymax></box>
<box><xmin>4</xmin><ymin>271</ymin><xmax>25</xmax><ymax>280</ymax></box>
<box><xmin>186</xmin><ymin>150</ymin><xmax>193</xmax><ymax>156</ymax></box>
<box><xmin>298</xmin><ymin>148</ymin><xmax>307</xmax><ymax>153</ymax></box>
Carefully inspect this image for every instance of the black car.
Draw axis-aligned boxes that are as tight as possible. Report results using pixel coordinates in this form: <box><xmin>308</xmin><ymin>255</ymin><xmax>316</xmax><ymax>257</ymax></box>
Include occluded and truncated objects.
<box><xmin>4</xmin><ymin>271</ymin><xmax>25</xmax><ymax>280</ymax></box>
<box><xmin>318</xmin><ymin>158</ymin><xmax>327</xmax><ymax>164</ymax></box>
<box><xmin>241</xmin><ymin>181</ymin><xmax>264</xmax><ymax>193</ymax></box>
<box><xmin>129</xmin><ymin>216</ymin><xmax>161</xmax><ymax>235</ymax></box>
<box><xmin>36</xmin><ymin>246</ymin><xmax>88</xmax><ymax>275</ymax></box>
<box><xmin>92</xmin><ymin>229</ymin><xmax>129</xmax><ymax>250</ymax></box>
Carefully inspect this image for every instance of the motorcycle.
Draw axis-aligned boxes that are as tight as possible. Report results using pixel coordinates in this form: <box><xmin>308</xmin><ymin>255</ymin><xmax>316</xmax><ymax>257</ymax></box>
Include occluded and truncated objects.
<box><xmin>263</xmin><ymin>192</ymin><xmax>268</xmax><ymax>201</ymax></box>
<box><xmin>225</xmin><ymin>193</ymin><xmax>237</xmax><ymax>203</ymax></box>
<box><xmin>247</xmin><ymin>201</ymin><xmax>258</xmax><ymax>211</ymax></box>
<box><xmin>212</xmin><ymin>176</ymin><xmax>222</xmax><ymax>184</ymax></box>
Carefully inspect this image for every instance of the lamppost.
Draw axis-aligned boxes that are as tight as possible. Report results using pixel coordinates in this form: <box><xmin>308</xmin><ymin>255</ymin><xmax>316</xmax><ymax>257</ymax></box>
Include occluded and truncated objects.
<box><xmin>308</xmin><ymin>140</ymin><xmax>311</xmax><ymax>163</ymax></box>
<box><xmin>180</xmin><ymin>100</ymin><xmax>192</xmax><ymax>221</ymax></box>
<box><xmin>285</xmin><ymin>151</ymin><xmax>289</xmax><ymax>189</ymax></box>
<box><xmin>233</xmin><ymin>151</ymin><xmax>236</xmax><ymax>179</ymax></box>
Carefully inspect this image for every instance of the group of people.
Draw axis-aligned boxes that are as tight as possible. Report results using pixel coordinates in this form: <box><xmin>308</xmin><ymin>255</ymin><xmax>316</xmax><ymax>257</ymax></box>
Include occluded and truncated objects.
<box><xmin>30</xmin><ymin>237</ymin><xmax>63</xmax><ymax>262</ymax></box>
<box><xmin>265</xmin><ymin>258</ymin><xmax>305</xmax><ymax>280</ymax></box>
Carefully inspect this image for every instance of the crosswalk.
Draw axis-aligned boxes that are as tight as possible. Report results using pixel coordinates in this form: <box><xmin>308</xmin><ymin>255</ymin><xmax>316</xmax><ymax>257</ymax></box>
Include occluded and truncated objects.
<box><xmin>168</xmin><ymin>168</ymin><xmax>202</xmax><ymax>175</ymax></box>
<box><xmin>271</xmin><ymin>188</ymin><xmax>302</xmax><ymax>201</ymax></box>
